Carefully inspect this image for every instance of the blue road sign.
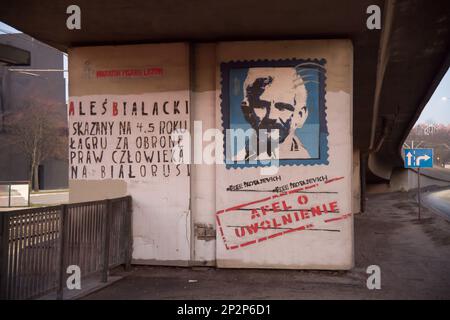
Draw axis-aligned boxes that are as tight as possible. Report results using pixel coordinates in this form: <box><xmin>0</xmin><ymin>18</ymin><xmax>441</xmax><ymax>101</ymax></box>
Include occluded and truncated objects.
<box><xmin>404</xmin><ymin>148</ymin><xmax>433</xmax><ymax>168</ymax></box>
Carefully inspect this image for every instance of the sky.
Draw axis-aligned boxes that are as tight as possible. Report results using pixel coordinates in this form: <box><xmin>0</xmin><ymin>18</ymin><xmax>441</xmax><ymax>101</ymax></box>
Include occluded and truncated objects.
<box><xmin>0</xmin><ymin>21</ymin><xmax>19</xmax><ymax>33</ymax></box>
<box><xmin>416</xmin><ymin>69</ymin><xmax>450</xmax><ymax>125</ymax></box>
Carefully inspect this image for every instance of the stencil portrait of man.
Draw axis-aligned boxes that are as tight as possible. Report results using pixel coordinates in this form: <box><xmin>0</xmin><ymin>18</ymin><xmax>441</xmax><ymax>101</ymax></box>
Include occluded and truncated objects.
<box><xmin>241</xmin><ymin>67</ymin><xmax>310</xmax><ymax>159</ymax></box>
<box><xmin>221</xmin><ymin>59</ymin><xmax>328</xmax><ymax>168</ymax></box>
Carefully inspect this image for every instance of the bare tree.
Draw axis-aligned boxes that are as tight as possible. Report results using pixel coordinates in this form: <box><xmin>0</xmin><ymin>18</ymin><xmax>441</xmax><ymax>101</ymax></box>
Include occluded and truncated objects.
<box><xmin>7</xmin><ymin>101</ymin><xmax>67</xmax><ymax>191</ymax></box>
<box><xmin>405</xmin><ymin>123</ymin><xmax>450</xmax><ymax>167</ymax></box>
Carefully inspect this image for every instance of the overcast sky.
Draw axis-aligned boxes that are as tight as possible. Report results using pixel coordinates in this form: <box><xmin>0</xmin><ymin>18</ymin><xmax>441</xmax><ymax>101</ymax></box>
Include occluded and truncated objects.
<box><xmin>0</xmin><ymin>21</ymin><xmax>19</xmax><ymax>33</ymax></box>
<box><xmin>416</xmin><ymin>70</ymin><xmax>450</xmax><ymax>125</ymax></box>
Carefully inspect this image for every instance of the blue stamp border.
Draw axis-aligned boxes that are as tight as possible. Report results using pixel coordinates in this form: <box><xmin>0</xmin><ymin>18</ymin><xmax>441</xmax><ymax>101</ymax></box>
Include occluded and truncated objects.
<box><xmin>220</xmin><ymin>58</ymin><xmax>329</xmax><ymax>169</ymax></box>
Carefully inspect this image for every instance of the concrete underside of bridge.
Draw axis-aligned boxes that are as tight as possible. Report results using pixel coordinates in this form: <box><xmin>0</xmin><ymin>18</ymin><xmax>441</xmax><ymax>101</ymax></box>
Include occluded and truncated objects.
<box><xmin>1</xmin><ymin>0</ymin><xmax>449</xmax><ymax>183</ymax></box>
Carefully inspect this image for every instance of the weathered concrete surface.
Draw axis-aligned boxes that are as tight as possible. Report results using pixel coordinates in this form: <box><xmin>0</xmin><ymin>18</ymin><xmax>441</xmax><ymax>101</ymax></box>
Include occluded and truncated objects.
<box><xmin>82</xmin><ymin>191</ymin><xmax>450</xmax><ymax>299</ymax></box>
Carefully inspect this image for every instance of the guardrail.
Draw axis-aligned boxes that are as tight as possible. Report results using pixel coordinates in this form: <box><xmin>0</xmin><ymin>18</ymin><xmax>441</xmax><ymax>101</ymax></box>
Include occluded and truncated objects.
<box><xmin>0</xmin><ymin>181</ymin><xmax>30</xmax><ymax>208</ymax></box>
<box><xmin>0</xmin><ymin>196</ymin><xmax>132</xmax><ymax>300</ymax></box>
<box><xmin>409</xmin><ymin>168</ymin><xmax>450</xmax><ymax>183</ymax></box>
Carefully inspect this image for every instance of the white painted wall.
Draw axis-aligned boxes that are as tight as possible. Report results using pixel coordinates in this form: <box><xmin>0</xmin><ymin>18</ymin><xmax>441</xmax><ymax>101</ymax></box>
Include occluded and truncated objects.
<box><xmin>68</xmin><ymin>41</ymin><xmax>356</xmax><ymax>269</ymax></box>
<box><xmin>214</xmin><ymin>40</ymin><xmax>354</xmax><ymax>269</ymax></box>
<box><xmin>68</xmin><ymin>44</ymin><xmax>192</xmax><ymax>264</ymax></box>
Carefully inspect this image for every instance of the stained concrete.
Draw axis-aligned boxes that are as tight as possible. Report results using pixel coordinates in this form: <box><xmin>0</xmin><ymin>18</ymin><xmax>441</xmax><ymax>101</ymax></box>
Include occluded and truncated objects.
<box><xmin>83</xmin><ymin>191</ymin><xmax>450</xmax><ymax>299</ymax></box>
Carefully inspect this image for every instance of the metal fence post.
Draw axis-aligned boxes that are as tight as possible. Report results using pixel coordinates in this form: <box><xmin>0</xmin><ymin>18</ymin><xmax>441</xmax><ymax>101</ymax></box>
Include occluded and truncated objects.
<box><xmin>125</xmin><ymin>196</ymin><xmax>132</xmax><ymax>271</ymax></box>
<box><xmin>0</xmin><ymin>213</ymin><xmax>9</xmax><ymax>299</ymax></box>
<box><xmin>417</xmin><ymin>168</ymin><xmax>421</xmax><ymax>220</ymax></box>
<box><xmin>8</xmin><ymin>184</ymin><xmax>11</xmax><ymax>208</ymax></box>
<box><xmin>56</xmin><ymin>204</ymin><xmax>68</xmax><ymax>300</ymax></box>
<box><xmin>27</xmin><ymin>181</ymin><xmax>31</xmax><ymax>207</ymax></box>
<box><xmin>101</xmin><ymin>200</ymin><xmax>112</xmax><ymax>283</ymax></box>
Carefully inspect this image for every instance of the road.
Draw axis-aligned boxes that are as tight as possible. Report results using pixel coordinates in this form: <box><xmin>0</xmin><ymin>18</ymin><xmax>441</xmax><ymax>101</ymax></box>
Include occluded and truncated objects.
<box><xmin>423</xmin><ymin>187</ymin><xmax>450</xmax><ymax>221</ymax></box>
<box><xmin>419</xmin><ymin>166</ymin><xmax>450</xmax><ymax>182</ymax></box>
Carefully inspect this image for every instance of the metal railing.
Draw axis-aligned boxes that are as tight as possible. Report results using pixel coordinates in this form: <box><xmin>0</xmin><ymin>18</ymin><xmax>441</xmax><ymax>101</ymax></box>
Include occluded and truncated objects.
<box><xmin>0</xmin><ymin>196</ymin><xmax>132</xmax><ymax>300</ymax></box>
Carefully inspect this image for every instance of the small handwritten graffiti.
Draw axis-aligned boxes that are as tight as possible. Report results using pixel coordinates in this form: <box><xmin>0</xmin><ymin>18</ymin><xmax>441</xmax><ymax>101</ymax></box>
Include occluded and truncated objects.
<box><xmin>226</xmin><ymin>176</ymin><xmax>282</xmax><ymax>191</ymax></box>
<box><xmin>95</xmin><ymin>67</ymin><xmax>163</xmax><ymax>79</ymax></box>
<box><xmin>226</xmin><ymin>175</ymin><xmax>328</xmax><ymax>193</ymax></box>
<box><xmin>216</xmin><ymin>176</ymin><xmax>350</xmax><ymax>250</ymax></box>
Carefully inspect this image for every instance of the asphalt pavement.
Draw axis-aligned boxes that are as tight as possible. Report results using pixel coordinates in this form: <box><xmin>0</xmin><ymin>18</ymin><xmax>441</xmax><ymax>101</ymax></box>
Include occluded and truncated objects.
<box><xmin>423</xmin><ymin>187</ymin><xmax>450</xmax><ymax>221</ymax></box>
<box><xmin>84</xmin><ymin>191</ymin><xmax>450</xmax><ymax>300</ymax></box>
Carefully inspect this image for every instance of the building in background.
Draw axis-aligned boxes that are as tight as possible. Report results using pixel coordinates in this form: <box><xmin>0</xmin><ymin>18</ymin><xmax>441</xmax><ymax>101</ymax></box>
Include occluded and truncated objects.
<box><xmin>0</xmin><ymin>33</ymin><xmax>67</xmax><ymax>190</ymax></box>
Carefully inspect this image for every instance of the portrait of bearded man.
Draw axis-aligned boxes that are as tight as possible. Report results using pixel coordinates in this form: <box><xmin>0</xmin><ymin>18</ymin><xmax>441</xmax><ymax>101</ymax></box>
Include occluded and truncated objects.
<box><xmin>238</xmin><ymin>67</ymin><xmax>311</xmax><ymax>161</ymax></box>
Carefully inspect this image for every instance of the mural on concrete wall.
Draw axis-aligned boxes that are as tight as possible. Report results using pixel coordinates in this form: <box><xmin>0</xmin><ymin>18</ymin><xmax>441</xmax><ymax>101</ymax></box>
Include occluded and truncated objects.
<box><xmin>68</xmin><ymin>91</ymin><xmax>192</xmax><ymax>261</ymax></box>
<box><xmin>215</xmin><ymin>42</ymin><xmax>353</xmax><ymax>269</ymax></box>
<box><xmin>220</xmin><ymin>59</ymin><xmax>328</xmax><ymax>168</ymax></box>
<box><xmin>217</xmin><ymin>175</ymin><xmax>350</xmax><ymax>251</ymax></box>
<box><xmin>68</xmin><ymin>92</ymin><xmax>190</xmax><ymax>180</ymax></box>
<box><xmin>68</xmin><ymin>43</ymin><xmax>195</xmax><ymax>263</ymax></box>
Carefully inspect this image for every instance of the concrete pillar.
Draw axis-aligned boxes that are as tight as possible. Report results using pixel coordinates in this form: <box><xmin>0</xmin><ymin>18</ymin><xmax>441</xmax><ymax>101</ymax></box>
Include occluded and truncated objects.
<box><xmin>190</xmin><ymin>43</ymin><xmax>217</xmax><ymax>265</ymax></box>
